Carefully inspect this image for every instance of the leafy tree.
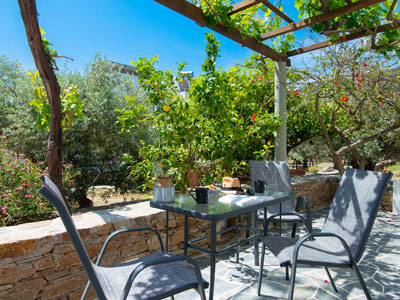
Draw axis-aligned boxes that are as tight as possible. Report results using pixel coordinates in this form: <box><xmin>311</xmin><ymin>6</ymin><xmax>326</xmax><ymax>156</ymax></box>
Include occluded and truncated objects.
<box><xmin>296</xmin><ymin>41</ymin><xmax>400</xmax><ymax>174</ymax></box>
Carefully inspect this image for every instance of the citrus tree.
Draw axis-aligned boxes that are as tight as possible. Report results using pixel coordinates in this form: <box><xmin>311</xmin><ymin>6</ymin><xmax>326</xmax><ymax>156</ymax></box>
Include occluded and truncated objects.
<box><xmin>119</xmin><ymin>33</ymin><xmax>282</xmax><ymax>190</ymax></box>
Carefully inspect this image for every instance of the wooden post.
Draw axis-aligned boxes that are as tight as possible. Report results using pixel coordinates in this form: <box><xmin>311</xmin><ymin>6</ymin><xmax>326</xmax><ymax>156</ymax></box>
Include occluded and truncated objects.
<box><xmin>18</xmin><ymin>0</ymin><xmax>64</xmax><ymax>194</ymax></box>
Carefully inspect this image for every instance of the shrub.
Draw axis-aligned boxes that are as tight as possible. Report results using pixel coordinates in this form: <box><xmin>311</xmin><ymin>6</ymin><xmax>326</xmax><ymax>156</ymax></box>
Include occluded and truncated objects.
<box><xmin>308</xmin><ymin>166</ymin><xmax>319</xmax><ymax>174</ymax></box>
<box><xmin>0</xmin><ymin>136</ymin><xmax>77</xmax><ymax>226</ymax></box>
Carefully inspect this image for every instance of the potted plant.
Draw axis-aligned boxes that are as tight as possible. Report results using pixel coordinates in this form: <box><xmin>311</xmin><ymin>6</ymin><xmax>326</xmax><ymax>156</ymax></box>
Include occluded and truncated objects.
<box><xmin>153</xmin><ymin>162</ymin><xmax>175</xmax><ymax>202</ymax></box>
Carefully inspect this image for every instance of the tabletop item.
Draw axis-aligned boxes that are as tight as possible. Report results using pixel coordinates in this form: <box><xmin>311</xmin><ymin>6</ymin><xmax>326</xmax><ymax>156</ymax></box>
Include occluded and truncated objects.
<box><xmin>235</xmin><ymin>187</ymin><xmax>245</xmax><ymax>195</ymax></box>
<box><xmin>218</xmin><ymin>194</ymin><xmax>274</xmax><ymax>207</ymax></box>
<box><xmin>206</xmin><ymin>185</ymin><xmax>221</xmax><ymax>196</ymax></box>
<box><xmin>221</xmin><ymin>177</ymin><xmax>241</xmax><ymax>190</ymax></box>
<box><xmin>153</xmin><ymin>176</ymin><xmax>175</xmax><ymax>203</ymax></box>
<box><xmin>190</xmin><ymin>187</ymin><xmax>209</xmax><ymax>204</ymax></box>
<box><xmin>254</xmin><ymin>180</ymin><xmax>266</xmax><ymax>193</ymax></box>
<box><xmin>246</xmin><ymin>187</ymin><xmax>255</xmax><ymax>196</ymax></box>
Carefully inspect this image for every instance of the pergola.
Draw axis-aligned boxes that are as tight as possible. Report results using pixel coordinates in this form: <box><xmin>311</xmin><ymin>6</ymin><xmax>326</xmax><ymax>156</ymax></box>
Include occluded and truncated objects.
<box><xmin>17</xmin><ymin>0</ymin><xmax>400</xmax><ymax>190</ymax></box>
<box><xmin>154</xmin><ymin>0</ymin><xmax>400</xmax><ymax>161</ymax></box>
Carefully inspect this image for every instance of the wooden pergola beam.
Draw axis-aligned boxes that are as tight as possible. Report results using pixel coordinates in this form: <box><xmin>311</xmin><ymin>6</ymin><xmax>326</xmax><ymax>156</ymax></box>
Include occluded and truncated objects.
<box><xmin>154</xmin><ymin>0</ymin><xmax>290</xmax><ymax>64</ymax></box>
<box><xmin>229</xmin><ymin>0</ymin><xmax>259</xmax><ymax>15</ymax></box>
<box><xmin>259</xmin><ymin>0</ymin><xmax>293</xmax><ymax>23</ymax></box>
<box><xmin>229</xmin><ymin>0</ymin><xmax>293</xmax><ymax>23</ymax></box>
<box><xmin>287</xmin><ymin>21</ymin><xmax>400</xmax><ymax>57</ymax></box>
<box><xmin>261</xmin><ymin>0</ymin><xmax>386</xmax><ymax>40</ymax></box>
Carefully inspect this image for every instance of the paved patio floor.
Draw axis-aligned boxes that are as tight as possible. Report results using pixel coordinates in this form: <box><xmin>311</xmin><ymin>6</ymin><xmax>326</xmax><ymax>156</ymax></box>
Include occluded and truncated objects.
<box><xmin>174</xmin><ymin>208</ymin><xmax>400</xmax><ymax>300</ymax></box>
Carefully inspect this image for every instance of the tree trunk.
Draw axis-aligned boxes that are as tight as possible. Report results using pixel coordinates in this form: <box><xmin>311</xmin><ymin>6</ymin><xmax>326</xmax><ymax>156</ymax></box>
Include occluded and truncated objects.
<box><xmin>18</xmin><ymin>0</ymin><xmax>64</xmax><ymax>193</ymax></box>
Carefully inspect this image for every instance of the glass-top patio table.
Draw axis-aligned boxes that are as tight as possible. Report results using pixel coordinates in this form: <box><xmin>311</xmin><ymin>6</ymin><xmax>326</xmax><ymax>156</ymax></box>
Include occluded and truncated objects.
<box><xmin>150</xmin><ymin>189</ymin><xmax>295</xmax><ymax>300</ymax></box>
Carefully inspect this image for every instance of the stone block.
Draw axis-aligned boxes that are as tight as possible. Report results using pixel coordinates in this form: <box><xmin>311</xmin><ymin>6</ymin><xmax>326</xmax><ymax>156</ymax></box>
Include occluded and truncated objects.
<box><xmin>54</xmin><ymin>251</ymin><xmax>80</xmax><ymax>271</ymax></box>
<box><xmin>0</xmin><ymin>263</ymin><xmax>34</xmax><ymax>284</ymax></box>
<box><xmin>40</xmin><ymin>271</ymin><xmax>87</xmax><ymax>300</ymax></box>
<box><xmin>170</xmin><ymin>228</ymin><xmax>184</xmax><ymax>245</ymax></box>
<box><xmin>0</xmin><ymin>278</ymin><xmax>46</xmax><ymax>300</ymax></box>
<box><xmin>122</xmin><ymin>239</ymin><xmax>148</xmax><ymax>256</ymax></box>
<box><xmin>0</xmin><ymin>240</ymin><xmax>35</xmax><ymax>260</ymax></box>
<box><xmin>32</xmin><ymin>255</ymin><xmax>54</xmax><ymax>271</ymax></box>
<box><xmin>52</xmin><ymin>243</ymin><xmax>75</xmax><ymax>254</ymax></box>
<box><xmin>45</xmin><ymin>269</ymin><xmax>69</xmax><ymax>281</ymax></box>
<box><xmin>89</xmin><ymin>223</ymin><xmax>112</xmax><ymax>236</ymax></box>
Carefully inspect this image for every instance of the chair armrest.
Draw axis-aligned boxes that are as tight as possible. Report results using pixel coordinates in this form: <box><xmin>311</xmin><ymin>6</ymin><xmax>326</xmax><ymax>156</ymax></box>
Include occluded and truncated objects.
<box><xmin>292</xmin><ymin>232</ymin><xmax>357</xmax><ymax>266</ymax></box>
<box><xmin>120</xmin><ymin>255</ymin><xmax>206</xmax><ymax>300</ymax></box>
<box><xmin>96</xmin><ymin>227</ymin><xmax>164</xmax><ymax>266</ymax></box>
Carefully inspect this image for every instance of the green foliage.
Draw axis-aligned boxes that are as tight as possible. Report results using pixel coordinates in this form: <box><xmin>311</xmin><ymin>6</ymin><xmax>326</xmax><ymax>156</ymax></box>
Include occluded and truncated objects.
<box><xmin>0</xmin><ymin>54</ymin><xmax>151</xmax><ymax>208</ymax></box>
<box><xmin>191</xmin><ymin>0</ymin><xmax>292</xmax><ymax>52</ymax></box>
<box><xmin>193</xmin><ymin>1</ymin><xmax>400</xmax><ymax>57</ymax></box>
<box><xmin>0</xmin><ymin>136</ymin><xmax>77</xmax><ymax>226</ymax></box>
<box><xmin>40</xmin><ymin>29</ymin><xmax>58</xmax><ymax>69</ymax></box>
<box><xmin>295</xmin><ymin>0</ymin><xmax>400</xmax><ymax>57</ymax></box>
<box><xmin>63</xmin><ymin>55</ymin><xmax>149</xmax><ymax>203</ymax></box>
<box><xmin>28</xmin><ymin>70</ymin><xmax>83</xmax><ymax>131</ymax></box>
<box><xmin>120</xmin><ymin>33</ymin><xmax>282</xmax><ymax>190</ymax></box>
<box><xmin>308</xmin><ymin>166</ymin><xmax>319</xmax><ymax>174</ymax></box>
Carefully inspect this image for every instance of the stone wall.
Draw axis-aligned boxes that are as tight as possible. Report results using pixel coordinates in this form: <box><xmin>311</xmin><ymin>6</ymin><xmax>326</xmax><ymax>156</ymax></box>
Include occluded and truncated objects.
<box><xmin>0</xmin><ymin>174</ymin><xmax>395</xmax><ymax>300</ymax></box>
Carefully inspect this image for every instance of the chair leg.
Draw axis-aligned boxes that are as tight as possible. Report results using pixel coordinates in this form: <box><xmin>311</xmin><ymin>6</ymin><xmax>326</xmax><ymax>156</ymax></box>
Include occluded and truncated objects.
<box><xmin>288</xmin><ymin>261</ymin><xmax>297</xmax><ymax>300</ymax></box>
<box><xmin>285</xmin><ymin>265</ymin><xmax>289</xmax><ymax>280</ymax></box>
<box><xmin>257</xmin><ymin>245</ymin><xmax>266</xmax><ymax>296</ymax></box>
<box><xmin>352</xmin><ymin>264</ymin><xmax>372</xmax><ymax>300</ymax></box>
<box><xmin>170</xmin><ymin>296</ymin><xmax>175</xmax><ymax>300</ymax></box>
<box><xmin>196</xmin><ymin>287</ymin><xmax>207</xmax><ymax>300</ymax></box>
<box><xmin>324</xmin><ymin>266</ymin><xmax>338</xmax><ymax>293</ymax></box>
<box><xmin>291</xmin><ymin>223</ymin><xmax>297</xmax><ymax>238</ymax></box>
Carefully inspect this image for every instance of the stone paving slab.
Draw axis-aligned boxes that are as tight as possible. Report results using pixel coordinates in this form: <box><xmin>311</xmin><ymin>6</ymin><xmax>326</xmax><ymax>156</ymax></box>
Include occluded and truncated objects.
<box><xmin>174</xmin><ymin>209</ymin><xmax>400</xmax><ymax>300</ymax></box>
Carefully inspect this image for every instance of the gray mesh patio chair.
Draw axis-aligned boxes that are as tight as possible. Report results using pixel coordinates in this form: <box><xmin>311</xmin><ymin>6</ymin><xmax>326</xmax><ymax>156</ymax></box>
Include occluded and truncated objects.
<box><xmin>257</xmin><ymin>168</ymin><xmax>392</xmax><ymax>300</ymax></box>
<box><xmin>249</xmin><ymin>161</ymin><xmax>312</xmax><ymax>238</ymax></box>
<box><xmin>39</xmin><ymin>175</ymin><xmax>208</xmax><ymax>300</ymax></box>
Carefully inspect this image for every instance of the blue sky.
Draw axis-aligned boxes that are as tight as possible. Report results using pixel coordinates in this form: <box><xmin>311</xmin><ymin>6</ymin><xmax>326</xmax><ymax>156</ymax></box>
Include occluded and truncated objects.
<box><xmin>1</xmin><ymin>1</ymin><xmax>312</xmax><ymax>76</ymax></box>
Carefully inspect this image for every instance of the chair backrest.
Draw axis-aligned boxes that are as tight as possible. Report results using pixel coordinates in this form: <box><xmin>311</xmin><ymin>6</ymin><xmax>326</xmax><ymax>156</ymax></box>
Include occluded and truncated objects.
<box><xmin>249</xmin><ymin>161</ymin><xmax>293</xmax><ymax>213</ymax></box>
<box><xmin>39</xmin><ymin>175</ymin><xmax>107</xmax><ymax>300</ymax></box>
<box><xmin>321</xmin><ymin>168</ymin><xmax>392</xmax><ymax>262</ymax></box>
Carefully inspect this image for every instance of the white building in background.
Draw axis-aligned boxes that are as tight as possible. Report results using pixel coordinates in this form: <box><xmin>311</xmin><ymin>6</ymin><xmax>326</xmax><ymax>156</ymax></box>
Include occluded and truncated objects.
<box><xmin>109</xmin><ymin>61</ymin><xmax>194</xmax><ymax>98</ymax></box>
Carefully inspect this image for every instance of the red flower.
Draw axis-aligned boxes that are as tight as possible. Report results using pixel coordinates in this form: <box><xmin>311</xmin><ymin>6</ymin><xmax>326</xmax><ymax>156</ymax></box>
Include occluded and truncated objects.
<box><xmin>333</xmin><ymin>81</ymin><xmax>338</xmax><ymax>85</ymax></box>
<box><xmin>358</xmin><ymin>77</ymin><xmax>365</xmax><ymax>82</ymax></box>
<box><xmin>357</xmin><ymin>83</ymin><xmax>363</xmax><ymax>88</ymax></box>
<box><xmin>339</xmin><ymin>36</ymin><xmax>345</xmax><ymax>42</ymax></box>
<box><xmin>348</xmin><ymin>109</ymin><xmax>352</xmax><ymax>113</ymax></box>
<box><xmin>369</xmin><ymin>122</ymin><xmax>374</xmax><ymax>127</ymax></box>
<box><xmin>252</xmin><ymin>113</ymin><xmax>256</xmax><ymax>122</ymax></box>
<box><xmin>379</xmin><ymin>101</ymin><xmax>383</xmax><ymax>105</ymax></box>
<box><xmin>294</xmin><ymin>90</ymin><xmax>299</xmax><ymax>96</ymax></box>
<box><xmin>341</xmin><ymin>96</ymin><xmax>348</xmax><ymax>102</ymax></box>
<box><xmin>361</xmin><ymin>39</ymin><xmax>363</xmax><ymax>46</ymax></box>
<box><xmin>355</xmin><ymin>74</ymin><xmax>360</xmax><ymax>78</ymax></box>
<box><xmin>362</xmin><ymin>64</ymin><xmax>367</xmax><ymax>67</ymax></box>
<box><xmin>258</xmin><ymin>75</ymin><xmax>263</xmax><ymax>80</ymax></box>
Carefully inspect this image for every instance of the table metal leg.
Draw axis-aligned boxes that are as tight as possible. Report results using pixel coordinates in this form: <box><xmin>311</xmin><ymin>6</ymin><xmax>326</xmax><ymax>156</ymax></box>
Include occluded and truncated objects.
<box><xmin>246</xmin><ymin>213</ymin><xmax>251</xmax><ymax>239</ymax></box>
<box><xmin>236</xmin><ymin>215</ymin><xmax>241</xmax><ymax>263</ymax></box>
<box><xmin>263</xmin><ymin>207</ymin><xmax>268</xmax><ymax>236</ymax></box>
<box><xmin>279</xmin><ymin>203</ymin><xmax>282</xmax><ymax>236</ymax></box>
<box><xmin>184</xmin><ymin>215</ymin><xmax>189</xmax><ymax>256</ymax></box>
<box><xmin>209</xmin><ymin>220</ymin><xmax>217</xmax><ymax>300</ymax></box>
<box><xmin>166</xmin><ymin>211</ymin><xmax>169</xmax><ymax>252</ymax></box>
<box><xmin>253</xmin><ymin>210</ymin><xmax>259</xmax><ymax>266</ymax></box>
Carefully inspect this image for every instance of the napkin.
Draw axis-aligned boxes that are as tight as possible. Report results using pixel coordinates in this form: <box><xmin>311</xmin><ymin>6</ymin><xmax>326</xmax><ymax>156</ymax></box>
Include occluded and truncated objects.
<box><xmin>218</xmin><ymin>194</ymin><xmax>273</xmax><ymax>207</ymax></box>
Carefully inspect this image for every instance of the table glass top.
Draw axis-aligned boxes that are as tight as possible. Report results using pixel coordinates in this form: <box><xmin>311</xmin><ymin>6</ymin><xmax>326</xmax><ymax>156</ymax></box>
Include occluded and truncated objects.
<box><xmin>150</xmin><ymin>190</ymin><xmax>294</xmax><ymax>219</ymax></box>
